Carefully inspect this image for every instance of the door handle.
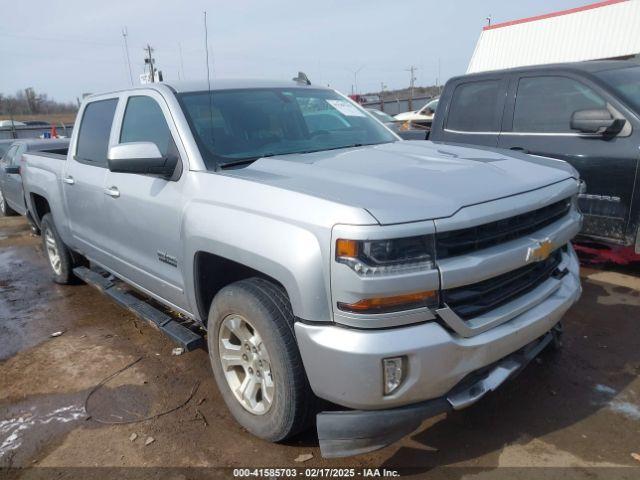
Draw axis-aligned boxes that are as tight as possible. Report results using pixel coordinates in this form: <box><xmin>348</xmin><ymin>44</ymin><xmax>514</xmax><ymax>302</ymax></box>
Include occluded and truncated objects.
<box><xmin>509</xmin><ymin>147</ymin><xmax>530</xmax><ymax>154</ymax></box>
<box><xmin>63</xmin><ymin>176</ymin><xmax>75</xmax><ymax>185</ymax></box>
<box><xmin>104</xmin><ymin>186</ymin><xmax>120</xmax><ymax>198</ymax></box>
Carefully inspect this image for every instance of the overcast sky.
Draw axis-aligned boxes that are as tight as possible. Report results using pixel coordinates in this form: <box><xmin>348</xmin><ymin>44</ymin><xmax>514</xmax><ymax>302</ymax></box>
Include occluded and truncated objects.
<box><xmin>1</xmin><ymin>0</ymin><xmax>590</xmax><ymax>102</ymax></box>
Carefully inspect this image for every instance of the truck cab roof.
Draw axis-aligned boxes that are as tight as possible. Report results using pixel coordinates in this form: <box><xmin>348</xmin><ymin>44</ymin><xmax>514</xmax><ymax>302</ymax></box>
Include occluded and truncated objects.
<box><xmin>86</xmin><ymin>78</ymin><xmax>327</xmax><ymax>101</ymax></box>
<box><xmin>451</xmin><ymin>59</ymin><xmax>640</xmax><ymax>82</ymax></box>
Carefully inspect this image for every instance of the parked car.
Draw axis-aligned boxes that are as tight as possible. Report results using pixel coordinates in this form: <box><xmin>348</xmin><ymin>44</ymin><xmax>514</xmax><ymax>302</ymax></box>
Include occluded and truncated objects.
<box><xmin>22</xmin><ymin>79</ymin><xmax>582</xmax><ymax>458</ymax></box>
<box><xmin>430</xmin><ymin>60</ymin><xmax>640</xmax><ymax>252</ymax></box>
<box><xmin>24</xmin><ymin>120</ymin><xmax>51</xmax><ymax>127</ymax></box>
<box><xmin>366</xmin><ymin>108</ymin><xmax>428</xmax><ymax>140</ymax></box>
<box><xmin>0</xmin><ymin>120</ymin><xmax>27</xmax><ymax>127</ymax></box>
<box><xmin>0</xmin><ymin>139</ymin><xmax>69</xmax><ymax>218</ymax></box>
<box><xmin>394</xmin><ymin>97</ymin><xmax>439</xmax><ymax>127</ymax></box>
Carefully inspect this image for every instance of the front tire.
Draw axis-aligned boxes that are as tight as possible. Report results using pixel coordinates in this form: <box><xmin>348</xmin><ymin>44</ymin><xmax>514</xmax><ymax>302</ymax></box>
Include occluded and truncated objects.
<box><xmin>207</xmin><ymin>277</ymin><xmax>314</xmax><ymax>441</ymax></box>
<box><xmin>41</xmin><ymin>213</ymin><xmax>78</xmax><ymax>284</ymax></box>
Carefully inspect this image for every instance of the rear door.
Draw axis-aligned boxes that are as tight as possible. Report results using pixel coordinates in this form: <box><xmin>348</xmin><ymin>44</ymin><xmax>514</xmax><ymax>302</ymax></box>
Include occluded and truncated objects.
<box><xmin>63</xmin><ymin>96</ymin><xmax>119</xmax><ymax>263</ymax></box>
<box><xmin>498</xmin><ymin>73</ymin><xmax>639</xmax><ymax>243</ymax></box>
<box><xmin>2</xmin><ymin>144</ymin><xmax>27</xmax><ymax>214</ymax></box>
<box><xmin>101</xmin><ymin>90</ymin><xmax>188</xmax><ymax>311</ymax></box>
<box><xmin>431</xmin><ymin>76</ymin><xmax>508</xmax><ymax>147</ymax></box>
<box><xmin>1</xmin><ymin>145</ymin><xmax>18</xmax><ymax>205</ymax></box>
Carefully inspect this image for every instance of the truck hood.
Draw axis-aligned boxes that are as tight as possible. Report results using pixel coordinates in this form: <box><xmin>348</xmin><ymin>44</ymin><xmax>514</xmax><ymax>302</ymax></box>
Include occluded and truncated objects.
<box><xmin>225</xmin><ymin>141</ymin><xmax>577</xmax><ymax>225</ymax></box>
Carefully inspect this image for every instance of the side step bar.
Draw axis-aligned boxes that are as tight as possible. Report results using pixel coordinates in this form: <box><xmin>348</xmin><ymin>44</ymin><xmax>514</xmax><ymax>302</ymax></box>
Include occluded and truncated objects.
<box><xmin>73</xmin><ymin>266</ymin><xmax>204</xmax><ymax>351</ymax></box>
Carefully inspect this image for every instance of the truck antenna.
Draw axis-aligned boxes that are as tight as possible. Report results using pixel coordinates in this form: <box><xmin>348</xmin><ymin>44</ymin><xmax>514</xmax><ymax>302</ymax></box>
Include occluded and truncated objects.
<box><xmin>204</xmin><ymin>11</ymin><xmax>215</xmax><ymax>150</ymax></box>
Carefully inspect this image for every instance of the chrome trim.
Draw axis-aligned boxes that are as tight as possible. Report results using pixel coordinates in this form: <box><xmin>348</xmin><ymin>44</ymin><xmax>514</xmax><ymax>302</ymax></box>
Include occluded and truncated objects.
<box><xmin>334</xmin><ymin>305</ymin><xmax>436</xmax><ymax>329</ymax></box>
<box><xmin>578</xmin><ymin>193</ymin><xmax>621</xmax><ymax>202</ymax></box>
<box><xmin>437</xmin><ymin>210</ymin><xmax>581</xmax><ymax>290</ymax></box>
<box><xmin>443</xmin><ymin>128</ymin><xmax>598</xmax><ymax>137</ymax></box>
<box><xmin>437</xmin><ymin>249</ymin><xmax>572</xmax><ymax>338</ymax></box>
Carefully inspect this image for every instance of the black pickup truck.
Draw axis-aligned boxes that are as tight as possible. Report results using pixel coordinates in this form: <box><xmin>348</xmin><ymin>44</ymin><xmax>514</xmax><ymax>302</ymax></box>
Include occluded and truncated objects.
<box><xmin>430</xmin><ymin>60</ymin><xmax>640</xmax><ymax>251</ymax></box>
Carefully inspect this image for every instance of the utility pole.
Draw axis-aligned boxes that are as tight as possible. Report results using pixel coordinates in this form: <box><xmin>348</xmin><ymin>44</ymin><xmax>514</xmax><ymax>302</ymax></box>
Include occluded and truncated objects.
<box><xmin>122</xmin><ymin>27</ymin><xmax>133</xmax><ymax>86</ymax></box>
<box><xmin>145</xmin><ymin>44</ymin><xmax>156</xmax><ymax>82</ymax></box>
<box><xmin>405</xmin><ymin>66</ymin><xmax>417</xmax><ymax>111</ymax></box>
<box><xmin>380</xmin><ymin>82</ymin><xmax>387</xmax><ymax>112</ymax></box>
<box><xmin>349</xmin><ymin>65</ymin><xmax>365</xmax><ymax>96</ymax></box>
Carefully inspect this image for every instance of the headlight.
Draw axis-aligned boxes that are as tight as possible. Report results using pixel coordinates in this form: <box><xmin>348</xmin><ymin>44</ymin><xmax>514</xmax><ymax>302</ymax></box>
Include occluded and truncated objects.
<box><xmin>336</xmin><ymin>235</ymin><xmax>435</xmax><ymax>276</ymax></box>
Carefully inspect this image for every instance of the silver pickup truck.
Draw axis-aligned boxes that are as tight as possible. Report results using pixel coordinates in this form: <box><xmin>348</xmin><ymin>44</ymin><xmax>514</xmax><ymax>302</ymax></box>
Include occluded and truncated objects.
<box><xmin>22</xmin><ymin>79</ymin><xmax>583</xmax><ymax>457</ymax></box>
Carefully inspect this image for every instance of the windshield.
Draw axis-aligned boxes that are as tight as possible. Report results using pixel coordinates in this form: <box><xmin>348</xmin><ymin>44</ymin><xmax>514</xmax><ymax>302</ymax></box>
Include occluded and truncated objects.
<box><xmin>367</xmin><ymin>109</ymin><xmax>396</xmax><ymax>123</ymax></box>
<box><xmin>595</xmin><ymin>66</ymin><xmax>640</xmax><ymax>113</ymax></box>
<box><xmin>419</xmin><ymin>98</ymin><xmax>439</xmax><ymax>114</ymax></box>
<box><xmin>179</xmin><ymin>88</ymin><xmax>397</xmax><ymax>169</ymax></box>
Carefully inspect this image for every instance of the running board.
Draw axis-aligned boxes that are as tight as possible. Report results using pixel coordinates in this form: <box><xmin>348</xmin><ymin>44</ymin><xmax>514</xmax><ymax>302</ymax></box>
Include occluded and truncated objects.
<box><xmin>73</xmin><ymin>266</ymin><xmax>204</xmax><ymax>351</ymax></box>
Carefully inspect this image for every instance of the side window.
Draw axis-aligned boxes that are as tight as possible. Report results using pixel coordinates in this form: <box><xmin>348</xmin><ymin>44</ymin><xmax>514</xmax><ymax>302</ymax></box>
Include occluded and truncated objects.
<box><xmin>120</xmin><ymin>96</ymin><xmax>172</xmax><ymax>156</ymax></box>
<box><xmin>11</xmin><ymin>145</ymin><xmax>23</xmax><ymax>165</ymax></box>
<box><xmin>2</xmin><ymin>145</ymin><xmax>18</xmax><ymax>166</ymax></box>
<box><xmin>446</xmin><ymin>80</ymin><xmax>502</xmax><ymax>132</ymax></box>
<box><xmin>76</xmin><ymin>99</ymin><xmax>118</xmax><ymax>165</ymax></box>
<box><xmin>513</xmin><ymin>76</ymin><xmax>606</xmax><ymax>133</ymax></box>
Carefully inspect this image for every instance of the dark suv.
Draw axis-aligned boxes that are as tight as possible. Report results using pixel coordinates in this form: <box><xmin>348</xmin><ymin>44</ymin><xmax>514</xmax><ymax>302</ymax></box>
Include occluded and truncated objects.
<box><xmin>430</xmin><ymin>60</ymin><xmax>640</xmax><ymax>251</ymax></box>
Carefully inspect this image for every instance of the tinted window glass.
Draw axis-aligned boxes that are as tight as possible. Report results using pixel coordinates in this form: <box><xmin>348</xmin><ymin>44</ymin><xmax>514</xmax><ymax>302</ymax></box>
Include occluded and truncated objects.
<box><xmin>2</xmin><ymin>145</ymin><xmax>17</xmax><ymax>165</ymax></box>
<box><xmin>446</xmin><ymin>80</ymin><xmax>501</xmax><ymax>132</ymax></box>
<box><xmin>0</xmin><ymin>143</ymin><xmax>12</xmax><ymax>159</ymax></box>
<box><xmin>120</xmin><ymin>96</ymin><xmax>172</xmax><ymax>155</ymax></box>
<box><xmin>595</xmin><ymin>66</ymin><xmax>640</xmax><ymax>113</ymax></box>
<box><xmin>179</xmin><ymin>88</ymin><xmax>396</xmax><ymax>169</ymax></box>
<box><xmin>76</xmin><ymin>99</ymin><xmax>118</xmax><ymax>164</ymax></box>
<box><xmin>513</xmin><ymin>76</ymin><xmax>606</xmax><ymax>133</ymax></box>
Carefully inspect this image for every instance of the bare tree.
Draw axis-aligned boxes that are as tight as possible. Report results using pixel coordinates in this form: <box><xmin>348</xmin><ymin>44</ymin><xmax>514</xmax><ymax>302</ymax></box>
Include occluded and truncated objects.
<box><xmin>0</xmin><ymin>88</ymin><xmax>76</xmax><ymax>116</ymax></box>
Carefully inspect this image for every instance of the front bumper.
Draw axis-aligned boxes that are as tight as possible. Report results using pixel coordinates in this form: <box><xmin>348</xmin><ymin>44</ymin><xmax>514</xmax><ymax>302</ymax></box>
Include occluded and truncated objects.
<box><xmin>316</xmin><ymin>330</ymin><xmax>556</xmax><ymax>458</ymax></box>
<box><xmin>295</xmin><ymin>246</ymin><xmax>580</xmax><ymax>411</ymax></box>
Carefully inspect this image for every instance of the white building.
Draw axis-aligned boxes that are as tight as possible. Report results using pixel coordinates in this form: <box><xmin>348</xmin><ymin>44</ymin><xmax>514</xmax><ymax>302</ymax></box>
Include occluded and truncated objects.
<box><xmin>468</xmin><ymin>0</ymin><xmax>640</xmax><ymax>73</ymax></box>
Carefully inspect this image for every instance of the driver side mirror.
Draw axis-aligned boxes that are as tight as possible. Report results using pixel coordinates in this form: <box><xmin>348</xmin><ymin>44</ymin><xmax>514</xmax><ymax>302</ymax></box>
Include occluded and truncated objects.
<box><xmin>570</xmin><ymin>109</ymin><xmax>625</xmax><ymax>136</ymax></box>
<box><xmin>107</xmin><ymin>142</ymin><xmax>177</xmax><ymax>177</ymax></box>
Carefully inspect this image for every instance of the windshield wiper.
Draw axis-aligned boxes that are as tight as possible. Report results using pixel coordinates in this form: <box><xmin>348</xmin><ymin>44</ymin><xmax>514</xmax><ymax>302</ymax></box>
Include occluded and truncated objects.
<box><xmin>218</xmin><ymin>152</ymin><xmax>279</xmax><ymax>169</ymax></box>
<box><xmin>218</xmin><ymin>143</ymin><xmax>387</xmax><ymax>169</ymax></box>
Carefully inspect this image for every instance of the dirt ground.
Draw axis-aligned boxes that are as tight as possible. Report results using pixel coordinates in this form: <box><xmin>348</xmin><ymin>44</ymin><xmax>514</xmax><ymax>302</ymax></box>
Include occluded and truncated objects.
<box><xmin>1</xmin><ymin>216</ymin><xmax>640</xmax><ymax>479</ymax></box>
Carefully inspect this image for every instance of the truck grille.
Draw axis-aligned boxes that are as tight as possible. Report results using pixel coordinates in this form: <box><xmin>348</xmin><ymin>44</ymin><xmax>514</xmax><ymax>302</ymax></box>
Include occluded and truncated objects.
<box><xmin>442</xmin><ymin>249</ymin><xmax>563</xmax><ymax>320</ymax></box>
<box><xmin>436</xmin><ymin>198</ymin><xmax>571</xmax><ymax>258</ymax></box>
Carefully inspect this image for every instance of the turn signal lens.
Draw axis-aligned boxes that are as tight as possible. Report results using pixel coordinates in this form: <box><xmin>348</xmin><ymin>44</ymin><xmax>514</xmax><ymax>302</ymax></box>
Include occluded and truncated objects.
<box><xmin>336</xmin><ymin>239</ymin><xmax>359</xmax><ymax>258</ymax></box>
<box><xmin>337</xmin><ymin>290</ymin><xmax>437</xmax><ymax>314</ymax></box>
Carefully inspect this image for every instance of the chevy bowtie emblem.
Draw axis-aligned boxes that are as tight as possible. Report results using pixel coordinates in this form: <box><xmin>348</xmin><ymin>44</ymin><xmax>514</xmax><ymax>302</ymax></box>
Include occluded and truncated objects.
<box><xmin>527</xmin><ymin>239</ymin><xmax>554</xmax><ymax>263</ymax></box>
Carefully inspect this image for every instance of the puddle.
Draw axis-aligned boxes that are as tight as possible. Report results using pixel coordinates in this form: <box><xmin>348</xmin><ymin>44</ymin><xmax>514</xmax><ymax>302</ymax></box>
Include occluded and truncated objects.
<box><xmin>592</xmin><ymin>383</ymin><xmax>640</xmax><ymax>422</ymax></box>
<box><xmin>0</xmin><ymin>392</ymin><xmax>87</xmax><ymax>467</ymax></box>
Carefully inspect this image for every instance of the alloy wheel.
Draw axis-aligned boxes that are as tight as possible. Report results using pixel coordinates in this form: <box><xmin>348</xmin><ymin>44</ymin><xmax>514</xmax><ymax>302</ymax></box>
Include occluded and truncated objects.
<box><xmin>218</xmin><ymin>314</ymin><xmax>275</xmax><ymax>415</ymax></box>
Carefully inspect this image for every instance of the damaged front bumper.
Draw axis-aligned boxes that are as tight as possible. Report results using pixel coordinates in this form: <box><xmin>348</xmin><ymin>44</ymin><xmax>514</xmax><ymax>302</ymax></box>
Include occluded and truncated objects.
<box><xmin>317</xmin><ymin>330</ymin><xmax>556</xmax><ymax>458</ymax></box>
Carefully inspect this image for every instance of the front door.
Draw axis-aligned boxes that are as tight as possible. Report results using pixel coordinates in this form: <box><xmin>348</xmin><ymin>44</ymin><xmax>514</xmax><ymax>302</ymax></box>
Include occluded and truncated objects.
<box><xmin>63</xmin><ymin>97</ymin><xmax>118</xmax><ymax>264</ymax></box>
<box><xmin>101</xmin><ymin>91</ymin><xmax>188</xmax><ymax>311</ymax></box>
<box><xmin>498</xmin><ymin>74</ymin><xmax>639</xmax><ymax>243</ymax></box>
<box><xmin>433</xmin><ymin>77</ymin><xmax>508</xmax><ymax>147</ymax></box>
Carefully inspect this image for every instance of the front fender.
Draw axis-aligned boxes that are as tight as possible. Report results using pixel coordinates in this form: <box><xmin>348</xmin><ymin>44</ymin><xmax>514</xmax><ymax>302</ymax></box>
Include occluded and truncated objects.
<box><xmin>182</xmin><ymin>201</ymin><xmax>333</xmax><ymax>323</ymax></box>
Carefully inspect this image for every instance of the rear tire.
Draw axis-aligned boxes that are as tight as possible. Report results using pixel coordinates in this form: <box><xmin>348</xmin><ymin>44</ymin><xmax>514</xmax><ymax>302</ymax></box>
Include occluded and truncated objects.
<box><xmin>41</xmin><ymin>213</ymin><xmax>79</xmax><ymax>284</ymax></box>
<box><xmin>207</xmin><ymin>277</ymin><xmax>314</xmax><ymax>441</ymax></box>
<box><xmin>0</xmin><ymin>188</ymin><xmax>17</xmax><ymax>216</ymax></box>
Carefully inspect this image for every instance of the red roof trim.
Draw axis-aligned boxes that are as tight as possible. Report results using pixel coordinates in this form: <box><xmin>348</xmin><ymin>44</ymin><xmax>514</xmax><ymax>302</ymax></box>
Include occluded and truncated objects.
<box><xmin>483</xmin><ymin>0</ymin><xmax>628</xmax><ymax>31</ymax></box>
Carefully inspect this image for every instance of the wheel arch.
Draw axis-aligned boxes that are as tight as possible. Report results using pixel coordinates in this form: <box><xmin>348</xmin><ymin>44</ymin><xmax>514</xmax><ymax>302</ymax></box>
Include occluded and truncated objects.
<box><xmin>193</xmin><ymin>251</ymin><xmax>291</xmax><ymax>326</ymax></box>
